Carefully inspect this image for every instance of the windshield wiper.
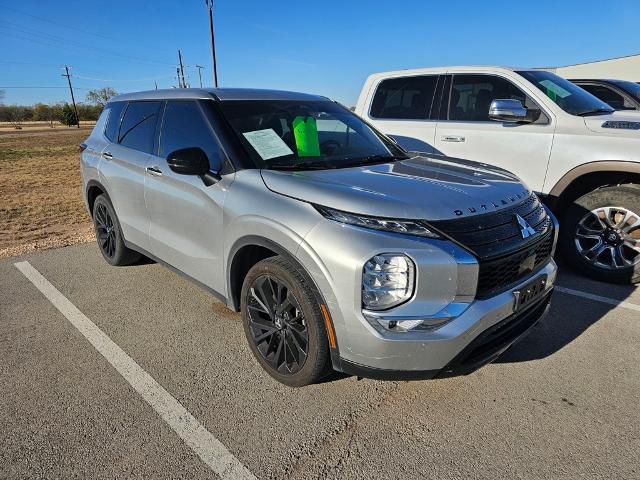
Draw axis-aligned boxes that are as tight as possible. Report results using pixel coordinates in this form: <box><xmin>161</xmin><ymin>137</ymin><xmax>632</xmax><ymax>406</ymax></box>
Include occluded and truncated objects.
<box><xmin>342</xmin><ymin>154</ymin><xmax>408</xmax><ymax>167</ymax></box>
<box><xmin>267</xmin><ymin>159</ymin><xmax>335</xmax><ymax>171</ymax></box>
<box><xmin>577</xmin><ymin>108</ymin><xmax>614</xmax><ymax>116</ymax></box>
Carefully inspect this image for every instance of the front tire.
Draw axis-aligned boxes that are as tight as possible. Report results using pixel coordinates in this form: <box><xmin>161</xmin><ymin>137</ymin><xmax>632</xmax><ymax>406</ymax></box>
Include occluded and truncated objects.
<box><xmin>240</xmin><ymin>256</ymin><xmax>331</xmax><ymax>387</ymax></box>
<box><xmin>560</xmin><ymin>185</ymin><xmax>640</xmax><ymax>284</ymax></box>
<box><xmin>92</xmin><ymin>194</ymin><xmax>140</xmax><ymax>266</ymax></box>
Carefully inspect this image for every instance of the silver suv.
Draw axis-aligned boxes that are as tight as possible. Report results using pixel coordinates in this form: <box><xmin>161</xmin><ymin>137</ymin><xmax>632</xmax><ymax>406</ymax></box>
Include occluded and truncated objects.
<box><xmin>80</xmin><ymin>88</ymin><xmax>558</xmax><ymax>386</ymax></box>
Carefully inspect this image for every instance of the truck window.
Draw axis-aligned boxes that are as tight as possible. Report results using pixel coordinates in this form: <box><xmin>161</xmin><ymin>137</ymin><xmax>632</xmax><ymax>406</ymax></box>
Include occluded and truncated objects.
<box><xmin>370</xmin><ymin>75</ymin><xmax>438</xmax><ymax>120</ymax></box>
<box><xmin>448</xmin><ymin>74</ymin><xmax>530</xmax><ymax>121</ymax></box>
<box><xmin>159</xmin><ymin>100</ymin><xmax>223</xmax><ymax>165</ymax></box>
<box><xmin>118</xmin><ymin>101</ymin><xmax>161</xmax><ymax>153</ymax></box>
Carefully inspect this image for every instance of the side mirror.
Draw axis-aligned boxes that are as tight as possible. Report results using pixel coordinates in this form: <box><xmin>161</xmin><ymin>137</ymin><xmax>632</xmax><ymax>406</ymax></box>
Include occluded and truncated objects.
<box><xmin>166</xmin><ymin>147</ymin><xmax>221</xmax><ymax>186</ymax></box>
<box><xmin>488</xmin><ymin>99</ymin><xmax>530</xmax><ymax>123</ymax></box>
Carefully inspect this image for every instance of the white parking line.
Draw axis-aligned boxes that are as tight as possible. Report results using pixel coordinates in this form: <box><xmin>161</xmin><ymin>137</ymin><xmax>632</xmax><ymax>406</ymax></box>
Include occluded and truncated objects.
<box><xmin>555</xmin><ymin>286</ymin><xmax>640</xmax><ymax>313</ymax></box>
<box><xmin>14</xmin><ymin>261</ymin><xmax>256</xmax><ymax>480</ymax></box>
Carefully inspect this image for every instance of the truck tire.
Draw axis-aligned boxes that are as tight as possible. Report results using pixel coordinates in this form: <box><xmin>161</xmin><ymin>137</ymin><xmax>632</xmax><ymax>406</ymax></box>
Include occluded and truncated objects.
<box><xmin>240</xmin><ymin>256</ymin><xmax>331</xmax><ymax>387</ymax></box>
<box><xmin>560</xmin><ymin>185</ymin><xmax>640</xmax><ymax>284</ymax></box>
<box><xmin>92</xmin><ymin>194</ymin><xmax>140</xmax><ymax>266</ymax></box>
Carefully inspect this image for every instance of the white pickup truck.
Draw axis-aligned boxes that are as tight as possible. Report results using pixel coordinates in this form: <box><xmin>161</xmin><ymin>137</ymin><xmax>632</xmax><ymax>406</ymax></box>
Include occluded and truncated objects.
<box><xmin>356</xmin><ymin>66</ymin><xmax>640</xmax><ymax>284</ymax></box>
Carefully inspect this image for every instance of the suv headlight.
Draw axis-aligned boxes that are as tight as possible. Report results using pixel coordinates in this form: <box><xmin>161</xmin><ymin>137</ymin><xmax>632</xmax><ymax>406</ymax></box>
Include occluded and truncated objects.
<box><xmin>315</xmin><ymin>206</ymin><xmax>440</xmax><ymax>238</ymax></box>
<box><xmin>362</xmin><ymin>254</ymin><xmax>415</xmax><ymax>310</ymax></box>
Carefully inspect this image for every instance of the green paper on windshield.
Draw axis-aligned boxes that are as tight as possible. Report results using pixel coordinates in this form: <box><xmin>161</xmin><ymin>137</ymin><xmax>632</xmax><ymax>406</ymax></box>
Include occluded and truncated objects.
<box><xmin>293</xmin><ymin>116</ymin><xmax>321</xmax><ymax>157</ymax></box>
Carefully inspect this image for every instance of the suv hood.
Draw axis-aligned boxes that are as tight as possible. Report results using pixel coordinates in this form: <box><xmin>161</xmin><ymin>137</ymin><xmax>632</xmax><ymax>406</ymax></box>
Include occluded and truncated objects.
<box><xmin>583</xmin><ymin>110</ymin><xmax>640</xmax><ymax>135</ymax></box>
<box><xmin>260</xmin><ymin>155</ymin><xmax>530</xmax><ymax>221</ymax></box>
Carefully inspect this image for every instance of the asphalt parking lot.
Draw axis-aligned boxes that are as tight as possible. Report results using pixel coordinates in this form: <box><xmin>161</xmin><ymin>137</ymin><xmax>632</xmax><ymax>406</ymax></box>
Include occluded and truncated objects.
<box><xmin>1</xmin><ymin>243</ymin><xmax>639</xmax><ymax>479</ymax></box>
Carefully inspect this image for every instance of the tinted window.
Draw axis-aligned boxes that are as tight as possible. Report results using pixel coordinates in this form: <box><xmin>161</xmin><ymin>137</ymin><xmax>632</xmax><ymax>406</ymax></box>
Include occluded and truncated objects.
<box><xmin>579</xmin><ymin>84</ymin><xmax>635</xmax><ymax>110</ymax></box>
<box><xmin>104</xmin><ymin>101</ymin><xmax>126</xmax><ymax>142</ymax></box>
<box><xmin>119</xmin><ymin>101</ymin><xmax>161</xmax><ymax>153</ymax></box>
<box><xmin>517</xmin><ymin>71</ymin><xmax>613</xmax><ymax>116</ymax></box>
<box><xmin>160</xmin><ymin>101</ymin><xmax>223</xmax><ymax>166</ymax></box>
<box><xmin>370</xmin><ymin>76</ymin><xmax>438</xmax><ymax>119</ymax></box>
<box><xmin>449</xmin><ymin>75</ymin><xmax>529</xmax><ymax>121</ymax></box>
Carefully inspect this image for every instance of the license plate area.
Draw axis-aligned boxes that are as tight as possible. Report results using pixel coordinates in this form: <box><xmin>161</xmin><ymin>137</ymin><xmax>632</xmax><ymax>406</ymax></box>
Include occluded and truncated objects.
<box><xmin>513</xmin><ymin>275</ymin><xmax>548</xmax><ymax>312</ymax></box>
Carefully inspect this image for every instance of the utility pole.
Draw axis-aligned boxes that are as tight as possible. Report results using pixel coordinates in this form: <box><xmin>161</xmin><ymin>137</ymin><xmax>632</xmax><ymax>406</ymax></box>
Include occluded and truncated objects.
<box><xmin>205</xmin><ymin>0</ymin><xmax>218</xmax><ymax>87</ymax></box>
<box><xmin>177</xmin><ymin>50</ymin><xmax>186</xmax><ymax>88</ymax></box>
<box><xmin>62</xmin><ymin>65</ymin><xmax>80</xmax><ymax>128</ymax></box>
<box><xmin>195</xmin><ymin>65</ymin><xmax>204</xmax><ymax>88</ymax></box>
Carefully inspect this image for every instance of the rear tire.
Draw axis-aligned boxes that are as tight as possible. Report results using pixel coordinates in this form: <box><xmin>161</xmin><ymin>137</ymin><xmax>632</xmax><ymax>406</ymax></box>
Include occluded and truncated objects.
<box><xmin>560</xmin><ymin>185</ymin><xmax>640</xmax><ymax>284</ymax></box>
<box><xmin>240</xmin><ymin>256</ymin><xmax>331</xmax><ymax>387</ymax></box>
<box><xmin>92</xmin><ymin>194</ymin><xmax>140</xmax><ymax>266</ymax></box>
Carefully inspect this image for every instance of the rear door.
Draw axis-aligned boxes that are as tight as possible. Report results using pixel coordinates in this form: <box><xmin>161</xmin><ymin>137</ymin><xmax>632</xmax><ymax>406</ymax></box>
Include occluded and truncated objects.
<box><xmin>99</xmin><ymin>100</ymin><xmax>161</xmax><ymax>249</ymax></box>
<box><xmin>365</xmin><ymin>74</ymin><xmax>441</xmax><ymax>153</ymax></box>
<box><xmin>144</xmin><ymin>99</ymin><xmax>231</xmax><ymax>294</ymax></box>
<box><xmin>434</xmin><ymin>73</ymin><xmax>555</xmax><ymax>192</ymax></box>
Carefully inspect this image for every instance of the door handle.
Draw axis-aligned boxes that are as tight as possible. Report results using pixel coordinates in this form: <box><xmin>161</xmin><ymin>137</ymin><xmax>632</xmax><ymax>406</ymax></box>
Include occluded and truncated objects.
<box><xmin>102</xmin><ymin>151</ymin><xmax>114</xmax><ymax>160</ymax></box>
<box><xmin>146</xmin><ymin>166</ymin><xmax>163</xmax><ymax>176</ymax></box>
<box><xmin>441</xmin><ymin>135</ymin><xmax>465</xmax><ymax>143</ymax></box>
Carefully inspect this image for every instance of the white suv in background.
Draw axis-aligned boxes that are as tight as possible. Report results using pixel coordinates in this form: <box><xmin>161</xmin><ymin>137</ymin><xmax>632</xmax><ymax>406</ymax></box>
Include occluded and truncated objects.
<box><xmin>356</xmin><ymin>66</ymin><xmax>640</xmax><ymax>284</ymax></box>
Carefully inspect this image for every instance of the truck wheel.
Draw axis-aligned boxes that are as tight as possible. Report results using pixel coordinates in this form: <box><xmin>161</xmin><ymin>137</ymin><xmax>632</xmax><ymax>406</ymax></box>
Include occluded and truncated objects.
<box><xmin>92</xmin><ymin>194</ymin><xmax>140</xmax><ymax>266</ymax></box>
<box><xmin>560</xmin><ymin>185</ymin><xmax>640</xmax><ymax>284</ymax></box>
<box><xmin>240</xmin><ymin>256</ymin><xmax>331</xmax><ymax>387</ymax></box>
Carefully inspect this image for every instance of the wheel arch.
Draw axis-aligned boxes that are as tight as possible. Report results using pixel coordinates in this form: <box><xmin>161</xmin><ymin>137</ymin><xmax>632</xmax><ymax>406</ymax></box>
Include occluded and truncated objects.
<box><xmin>547</xmin><ymin>161</ymin><xmax>640</xmax><ymax>212</ymax></box>
<box><xmin>85</xmin><ymin>179</ymin><xmax>111</xmax><ymax>216</ymax></box>
<box><xmin>227</xmin><ymin>235</ymin><xmax>326</xmax><ymax>312</ymax></box>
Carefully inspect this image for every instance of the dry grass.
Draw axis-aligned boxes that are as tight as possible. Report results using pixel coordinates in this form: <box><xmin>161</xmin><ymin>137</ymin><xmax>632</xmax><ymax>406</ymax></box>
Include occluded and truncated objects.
<box><xmin>0</xmin><ymin>128</ymin><xmax>96</xmax><ymax>258</ymax></box>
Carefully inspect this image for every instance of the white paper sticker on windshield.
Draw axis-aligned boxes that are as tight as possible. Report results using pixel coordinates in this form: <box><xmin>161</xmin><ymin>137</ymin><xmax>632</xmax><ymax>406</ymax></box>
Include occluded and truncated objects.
<box><xmin>539</xmin><ymin>79</ymin><xmax>571</xmax><ymax>98</ymax></box>
<box><xmin>242</xmin><ymin>129</ymin><xmax>293</xmax><ymax>160</ymax></box>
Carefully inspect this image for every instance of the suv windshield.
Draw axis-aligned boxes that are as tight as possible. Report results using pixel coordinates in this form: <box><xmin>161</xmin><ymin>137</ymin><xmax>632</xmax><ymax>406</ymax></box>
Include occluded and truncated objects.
<box><xmin>517</xmin><ymin>70</ymin><xmax>614</xmax><ymax>116</ymax></box>
<box><xmin>218</xmin><ymin>100</ymin><xmax>407</xmax><ymax>170</ymax></box>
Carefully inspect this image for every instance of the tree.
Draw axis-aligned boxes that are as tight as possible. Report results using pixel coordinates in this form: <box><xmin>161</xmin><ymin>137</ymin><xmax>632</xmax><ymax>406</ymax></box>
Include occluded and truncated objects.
<box><xmin>60</xmin><ymin>103</ymin><xmax>79</xmax><ymax>126</ymax></box>
<box><xmin>86</xmin><ymin>87</ymin><xmax>118</xmax><ymax>107</ymax></box>
<box><xmin>33</xmin><ymin>103</ymin><xmax>51</xmax><ymax>122</ymax></box>
<box><xmin>4</xmin><ymin>105</ymin><xmax>31</xmax><ymax>129</ymax></box>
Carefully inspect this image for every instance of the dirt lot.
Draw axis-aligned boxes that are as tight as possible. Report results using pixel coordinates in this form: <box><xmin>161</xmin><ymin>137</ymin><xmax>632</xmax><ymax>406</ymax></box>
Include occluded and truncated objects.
<box><xmin>0</xmin><ymin>128</ymin><xmax>95</xmax><ymax>258</ymax></box>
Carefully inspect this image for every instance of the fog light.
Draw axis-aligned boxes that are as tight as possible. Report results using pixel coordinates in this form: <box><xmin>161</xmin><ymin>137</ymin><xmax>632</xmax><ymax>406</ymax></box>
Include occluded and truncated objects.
<box><xmin>362</xmin><ymin>254</ymin><xmax>415</xmax><ymax>310</ymax></box>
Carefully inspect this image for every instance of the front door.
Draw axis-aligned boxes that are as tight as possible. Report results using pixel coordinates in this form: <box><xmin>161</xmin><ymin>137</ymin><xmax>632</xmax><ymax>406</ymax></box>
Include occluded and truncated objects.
<box><xmin>144</xmin><ymin>100</ymin><xmax>231</xmax><ymax>294</ymax></box>
<box><xmin>434</xmin><ymin>74</ymin><xmax>555</xmax><ymax>192</ymax></box>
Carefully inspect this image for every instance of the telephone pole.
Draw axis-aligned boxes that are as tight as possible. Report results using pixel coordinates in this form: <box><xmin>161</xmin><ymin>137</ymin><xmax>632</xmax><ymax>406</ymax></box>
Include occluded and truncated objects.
<box><xmin>205</xmin><ymin>0</ymin><xmax>218</xmax><ymax>87</ymax></box>
<box><xmin>62</xmin><ymin>66</ymin><xmax>80</xmax><ymax>128</ymax></box>
<box><xmin>195</xmin><ymin>65</ymin><xmax>204</xmax><ymax>88</ymax></box>
<box><xmin>177</xmin><ymin>50</ymin><xmax>187</xmax><ymax>88</ymax></box>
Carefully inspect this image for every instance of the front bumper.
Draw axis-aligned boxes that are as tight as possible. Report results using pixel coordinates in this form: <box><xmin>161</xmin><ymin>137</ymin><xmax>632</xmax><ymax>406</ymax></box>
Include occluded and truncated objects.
<box><xmin>338</xmin><ymin>287</ymin><xmax>552</xmax><ymax>380</ymax></box>
<box><xmin>332</xmin><ymin>259</ymin><xmax>557</xmax><ymax>379</ymax></box>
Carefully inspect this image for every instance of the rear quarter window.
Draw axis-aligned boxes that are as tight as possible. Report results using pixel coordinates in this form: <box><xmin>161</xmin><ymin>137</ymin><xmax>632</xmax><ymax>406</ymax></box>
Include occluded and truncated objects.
<box><xmin>104</xmin><ymin>101</ymin><xmax>126</xmax><ymax>142</ymax></box>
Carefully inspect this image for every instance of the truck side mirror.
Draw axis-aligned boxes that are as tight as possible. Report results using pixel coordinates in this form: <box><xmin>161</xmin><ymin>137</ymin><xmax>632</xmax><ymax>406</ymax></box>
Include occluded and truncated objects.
<box><xmin>488</xmin><ymin>99</ymin><xmax>531</xmax><ymax>123</ymax></box>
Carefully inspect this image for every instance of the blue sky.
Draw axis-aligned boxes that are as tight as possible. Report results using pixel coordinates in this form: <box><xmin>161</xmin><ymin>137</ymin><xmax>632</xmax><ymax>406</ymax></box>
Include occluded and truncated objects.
<box><xmin>1</xmin><ymin>0</ymin><xmax>639</xmax><ymax>106</ymax></box>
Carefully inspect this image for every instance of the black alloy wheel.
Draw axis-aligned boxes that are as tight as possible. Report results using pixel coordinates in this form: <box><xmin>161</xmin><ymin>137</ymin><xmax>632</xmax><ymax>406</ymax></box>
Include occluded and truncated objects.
<box><xmin>95</xmin><ymin>202</ymin><xmax>117</xmax><ymax>259</ymax></box>
<box><xmin>246</xmin><ymin>274</ymin><xmax>309</xmax><ymax>374</ymax></box>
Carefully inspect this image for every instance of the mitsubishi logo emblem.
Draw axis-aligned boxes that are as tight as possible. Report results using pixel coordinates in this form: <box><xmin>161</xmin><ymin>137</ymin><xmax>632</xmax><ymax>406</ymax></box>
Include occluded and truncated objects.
<box><xmin>515</xmin><ymin>214</ymin><xmax>536</xmax><ymax>239</ymax></box>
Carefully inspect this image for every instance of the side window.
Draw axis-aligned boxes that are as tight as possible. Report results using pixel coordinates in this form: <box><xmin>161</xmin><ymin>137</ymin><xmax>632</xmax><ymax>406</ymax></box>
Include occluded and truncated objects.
<box><xmin>118</xmin><ymin>101</ymin><xmax>161</xmax><ymax>153</ymax></box>
<box><xmin>159</xmin><ymin>101</ymin><xmax>222</xmax><ymax>167</ymax></box>
<box><xmin>104</xmin><ymin>101</ymin><xmax>126</xmax><ymax>142</ymax></box>
<box><xmin>579</xmin><ymin>84</ymin><xmax>632</xmax><ymax>110</ymax></box>
<box><xmin>449</xmin><ymin>75</ymin><xmax>529</xmax><ymax>121</ymax></box>
<box><xmin>370</xmin><ymin>75</ymin><xmax>438</xmax><ymax>120</ymax></box>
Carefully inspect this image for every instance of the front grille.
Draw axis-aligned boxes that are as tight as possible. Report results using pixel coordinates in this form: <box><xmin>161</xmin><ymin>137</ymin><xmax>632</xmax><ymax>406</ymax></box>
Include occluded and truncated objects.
<box><xmin>476</xmin><ymin>229</ymin><xmax>554</xmax><ymax>297</ymax></box>
<box><xmin>430</xmin><ymin>193</ymin><xmax>555</xmax><ymax>298</ymax></box>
